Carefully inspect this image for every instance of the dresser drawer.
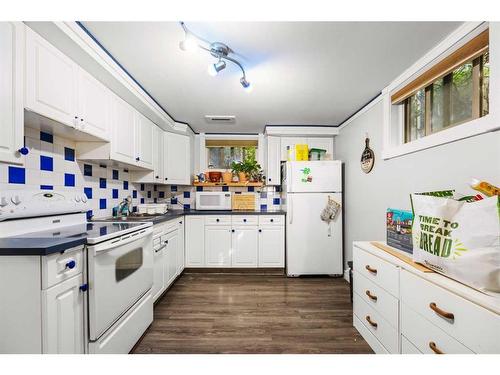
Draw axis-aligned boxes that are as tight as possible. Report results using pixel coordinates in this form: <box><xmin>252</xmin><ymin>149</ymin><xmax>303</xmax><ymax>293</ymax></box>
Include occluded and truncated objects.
<box><xmin>42</xmin><ymin>246</ymin><xmax>84</xmax><ymax>289</ymax></box>
<box><xmin>353</xmin><ymin>246</ymin><xmax>399</xmax><ymax>297</ymax></box>
<box><xmin>353</xmin><ymin>292</ymin><xmax>399</xmax><ymax>353</ymax></box>
<box><xmin>401</xmin><ymin>335</ymin><xmax>421</xmax><ymax>354</ymax></box>
<box><xmin>205</xmin><ymin>215</ymin><xmax>231</xmax><ymax>225</ymax></box>
<box><xmin>353</xmin><ymin>270</ymin><xmax>399</xmax><ymax>329</ymax></box>
<box><xmin>232</xmin><ymin>215</ymin><xmax>258</xmax><ymax>225</ymax></box>
<box><xmin>400</xmin><ymin>270</ymin><xmax>500</xmax><ymax>353</ymax></box>
<box><xmin>401</xmin><ymin>302</ymin><xmax>474</xmax><ymax>354</ymax></box>
<box><xmin>258</xmin><ymin>215</ymin><xmax>283</xmax><ymax>225</ymax></box>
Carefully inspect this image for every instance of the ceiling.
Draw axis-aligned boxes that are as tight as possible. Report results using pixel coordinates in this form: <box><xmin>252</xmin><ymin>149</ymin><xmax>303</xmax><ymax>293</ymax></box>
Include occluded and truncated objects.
<box><xmin>82</xmin><ymin>22</ymin><xmax>462</xmax><ymax>133</ymax></box>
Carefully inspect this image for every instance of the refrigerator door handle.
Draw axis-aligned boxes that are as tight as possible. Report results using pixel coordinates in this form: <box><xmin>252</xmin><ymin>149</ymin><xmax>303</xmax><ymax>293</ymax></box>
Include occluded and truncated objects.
<box><xmin>328</xmin><ymin>221</ymin><xmax>332</xmax><ymax>237</ymax></box>
<box><xmin>289</xmin><ymin>196</ymin><xmax>293</xmax><ymax>224</ymax></box>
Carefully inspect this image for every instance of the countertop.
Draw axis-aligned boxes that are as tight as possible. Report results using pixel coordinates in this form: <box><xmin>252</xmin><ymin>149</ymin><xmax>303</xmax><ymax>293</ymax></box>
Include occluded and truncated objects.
<box><xmin>0</xmin><ymin>210</ymin><xmax>286</xmax><ymax>256</ymax></box>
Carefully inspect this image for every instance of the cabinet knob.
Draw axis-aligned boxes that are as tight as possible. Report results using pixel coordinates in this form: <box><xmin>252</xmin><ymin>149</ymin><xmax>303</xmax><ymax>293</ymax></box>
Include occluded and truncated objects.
<box><xmin>79</xmin><ymin>283</ymin><xmax>88</xmax><ymax>292</ymax></box>
<box><xmin>18</xmin><ymin>147</ymin><xmax>29</xmax><ymax>156</ymax></box>
<box><xmin>165</xmin><ymin>177</ymin><xmax>168</xmax><ymax>181</ymax></box>
<box><xmin>74</xmin><ymin>116</ymin><xmax>78</xmax><ymax>119</ymax></box>
<box><xmin>268</xmin><ymin>178</ymin><xmax>271</xmax><ymax>181</ymax></box>
<box><xmin>243</xmin><ymin>219</ymin><xmax>247</xmax><ymax>222</ymax></box>
<box><xmin>136</xmin><ymin>157</ymin><xmax>140</xmax><ymax>161</ymax></box>
<box><xmin>65</xmin><ymin>260</ymin><xmax>76</xmax><ymax>269</ymax></box>
<box><xmin>164</xmin><ymin>240</ymin><xmax>168</xmax><ymax>244</ymax></box>
<box><xmin>231</xmin><ymin>229</ymin><xmax>235</xmax><ymax>233</ymax></box>
<box><xmin>216</xmin><ymin>218</ymin><xmax>220</xmax><ymax>222</ymax></box>
<box><xmin>80</xmin><ymin>118</ymin><xmax>84</xmax><ymax>122</ymax></box>
<box><xmin>155</xmin><ymin>176</ymin><xmax>159</xmax><ymax>179</ymax></box>
<box><xmin>270</xmin><ymin>219</ymin><xmax>274</xmax><ymax>222</ymax></box>
<box><xmin>258</xmin><ymin>229</ymin><xmax>262</xmax><ymax>233</ymax></box>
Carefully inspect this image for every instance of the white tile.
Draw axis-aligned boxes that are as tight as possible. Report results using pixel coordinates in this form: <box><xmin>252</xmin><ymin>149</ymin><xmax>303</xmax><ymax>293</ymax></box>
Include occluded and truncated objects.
<box><xmin>0</xmin><ymin>164</ymin><xmax>8</xmax><ymax>183</ymax></box>
<box><xmin>25</xmin><ymin>136</ymin><xmax>40</xmax><ymax>152</ymax></box>
<box><xmin>53</xmin><ymin>144</ymin><xmax>65</xmax><ymax>159</ymax></box>
<box><xmin>40</xmin><ymin>141</ymin><xmax>53</xmax><ymax>155</ymax></box>
<box><xmin>24</xmin><ymin>126</ymin><xmax>39</xmax><ymax>139</ymax></box>
<box><xmin>26</xmin><ymin>169</ymin><xmax>40</xmax><ymax>186</ymax></box>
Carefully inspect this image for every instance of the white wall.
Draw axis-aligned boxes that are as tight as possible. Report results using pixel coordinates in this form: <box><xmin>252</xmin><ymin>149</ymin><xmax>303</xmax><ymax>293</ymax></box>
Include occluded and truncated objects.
<box><xmin>335</xmin><ymin>98</ymin><xmax>500</xmax><ymax>267</ymax></box>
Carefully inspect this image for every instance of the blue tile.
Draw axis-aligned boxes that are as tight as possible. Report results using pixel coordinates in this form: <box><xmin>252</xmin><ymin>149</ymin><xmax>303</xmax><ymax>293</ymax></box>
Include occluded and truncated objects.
<box><xmin>171</xmin><ymin>197</ymin><xmax>178</xmax><ymax>205</ymax></box>
<box><xmin>273</xmin><ymin>198</ymin><xmax>281</xmax><ymax>205</ymax></box>
<box><xmin>183</xmin><ymin>191</ymin><xmax>190</xmax><ymax>198</ymax></box>
<box><xmin>132</xmin><ymin>190</ymin><xmax>137</xmax><ymax>198</ymax></box>
<box><xmin>260</xmin><ymin>204</ymin><xmax>268</xmax><ymax>211</ymax></box>
<box><xmin>140</xmin><ymin>184</ymin><xmax>145</xmax><ymax>191</ymax></box>
<box><xmin>123</xmin><ymin>168</ymin><xmax>129</xmax><ymax>173</ymax></box>
<box><xmin>183</xmin><ymin>204</ymin><xmax>190</xmax><ymax>210</ymax></box>
<box><xmin>275</xmin><ymin>186</ymin><xmax>281</xmax><ymax>192</ymax></box>
<box><xmin>99</xmin><ymin>178</ymin><xmax>106</xmax><ymax>189</ymax></box>
<box><xmin>100</xmin><ymin>226</ymin><xmax>107</xmax><ymax>236</ymax></box>
<box><xmin>154</xmin><ymin>198</ymin><xmax>158</xmax><ymax>203</ymax></box>
<box><xmin>112</xmin><ymin>189</ymin><xmax>119</xmax><ymax>199</ymax></box>
<box><xmin>171</xmin><ymin>185</ymin><xmax>177</xmax><ymax>192</ymax></box>
<box><xmin>153</xmin><ymin>185</ymin><xmax>157</xmax><ymax>192</ymax></box>
<box><xmin>196</xmin><ymin>186</ymin><xmax>203</xmax><ymax>191</ymax></box>
<box><xmin>140</xmin><ymin>198</ymin><xmax>145</xmax><ymax>204</ymax></box>
<box><xmin>40</xmin><ymin>131</ymin><xmax>53</xmax><ymax>143</ymax></box>
<box><xmin>112</xmin><ymin>169</ymin><xmax>119</xmax><ymax>180</ymax></box>
<box><xmin>132</xmin><ymin>206</ymin><xmax>137</xmax><ymax>213</ymax></box>
<box><xmin>99</xmin><ymin>198</ymin><xmax>106</xmax><ymax>209</ymax></box>
<box><xmin>64</xmin><ymin>173</ymin><xmax>75</xmax><ymax>187</ymax></box>
<box><xmin>84</xmin><ymin>187</ymin><xmax>92</xmax><ymax>199</ymax></box>
<box><xmin>40</xmin><ymin>155</ymin><xmax>53</xmax><ymax>171</ymax></box>
<box><xmin>99</xmin><ymin>163</ymin><xmax>107</xmax><ymax>169</ymax></box>
<box><xmin>260</xmin><ymin>192</ymin><xmax>268</xmax><ymax>199</ymax></box>
<box><xmin>123</xmin><ymin>181</ymin><xmax>129</xmax><ymax>190</ymax></box>
<box><xmin>40</xmin><ymin>185</ymin><xmax>53</xmax><ymax>190</ymax></box>
<box><xmin>86</xmin><ymin>210</ymin><xmax>93</xmax><ymax>220</ymax></box>
<box><xmin>222</xmin><ymin>186</ymin><xmax>229</xmax><ymax>192</ymax></box>
<box><xmin>248</xmin><ymin>186</ymin><xmax>255</xmax><ymax>192</ymax></box>
<box><xmin>147</xmin><ymin>191</ymin><xmax>151</xmax><ymax>198</ymax></box>
<box><xmin>83</xmin><ymin>164</ymin><xmax>92</xmax><ymax>176</ymax></box>
<box><xmin>64</xmin><ymin>147</ymin><xmax>75</xmax><ymax>162</ymax></box>
<box><xmin>159</xmin><ymin>191</ymin><xmax>165</xmax><ymax>198</ymax></box>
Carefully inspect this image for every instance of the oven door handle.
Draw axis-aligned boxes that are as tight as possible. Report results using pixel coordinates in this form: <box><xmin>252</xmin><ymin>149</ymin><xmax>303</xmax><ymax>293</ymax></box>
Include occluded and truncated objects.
<box><xmin>93</xmin><ymin>228</ymin><xmax>152</xmax><ymax>254</ymax></box>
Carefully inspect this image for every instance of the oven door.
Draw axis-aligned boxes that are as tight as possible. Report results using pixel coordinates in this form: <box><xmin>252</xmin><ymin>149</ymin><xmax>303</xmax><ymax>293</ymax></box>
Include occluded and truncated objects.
<box><xmin>196</xmin><ymin>192</ymin><xmax>232</xmax><ymax>210</ymax></box>
<box><xmin>87</xmin><ymin>227</ymin><xmax>153</xmax><ymax>340</ymax></box>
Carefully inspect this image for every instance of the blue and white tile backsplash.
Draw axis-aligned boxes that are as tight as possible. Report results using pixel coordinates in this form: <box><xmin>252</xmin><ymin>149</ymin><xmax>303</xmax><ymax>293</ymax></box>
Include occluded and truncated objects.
<box><xmin>0</xmin><ymin>127</ymin><xmax>282</xmax><ymax>219</ymax></box>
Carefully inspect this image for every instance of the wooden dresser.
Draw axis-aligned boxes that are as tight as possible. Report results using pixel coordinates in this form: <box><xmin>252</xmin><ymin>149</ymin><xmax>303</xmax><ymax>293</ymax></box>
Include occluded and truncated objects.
<box><xmin>352</xmin><ymin>241</ymin><xmax>500</xmax><ymax>354</ymax></box>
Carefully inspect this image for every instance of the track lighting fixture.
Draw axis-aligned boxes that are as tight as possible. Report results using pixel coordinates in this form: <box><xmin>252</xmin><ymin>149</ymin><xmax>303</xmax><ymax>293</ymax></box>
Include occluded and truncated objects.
<box><xmin>179</xmin><ymin>22</ymin><xmax>252</xmax><ymax>91</ymax></box>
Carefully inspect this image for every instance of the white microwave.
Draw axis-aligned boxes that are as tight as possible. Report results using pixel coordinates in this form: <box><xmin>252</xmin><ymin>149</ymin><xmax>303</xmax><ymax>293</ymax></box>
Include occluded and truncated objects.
<box><xmin>195</xmin><ymin>191</ymin><xmax>232</xmax><ymax>210</ymax></box>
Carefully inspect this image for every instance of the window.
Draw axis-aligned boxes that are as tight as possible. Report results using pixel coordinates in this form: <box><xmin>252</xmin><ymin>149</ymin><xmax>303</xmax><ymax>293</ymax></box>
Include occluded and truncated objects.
<box><xmin>206</xmin><ymin>140</ymin><xmax>257</xmax><ymax>169</ymax></box>
<box><xmin>391</xmin><ymin>29</ymin><xmax>490</xmax><ymax>143</ymax></box>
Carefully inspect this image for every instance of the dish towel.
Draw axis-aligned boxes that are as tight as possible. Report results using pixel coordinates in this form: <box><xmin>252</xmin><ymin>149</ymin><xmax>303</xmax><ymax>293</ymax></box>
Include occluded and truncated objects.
<box><xmin>320</xmin><ymin>196</ymin><xmax>341</xmax><ymax>223</ymax></box>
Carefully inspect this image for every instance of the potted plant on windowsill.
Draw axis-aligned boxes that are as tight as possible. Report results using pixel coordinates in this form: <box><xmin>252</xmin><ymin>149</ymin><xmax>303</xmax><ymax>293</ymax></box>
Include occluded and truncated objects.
<box><xmin>231</xmin><ymin>161</ymin><xmax>247</xmax><ymax>183</ymax></box>
<box><xmin>231</xmin><ymin>160</ymin><xmax>264</xmax><ymax>183</ymax></box>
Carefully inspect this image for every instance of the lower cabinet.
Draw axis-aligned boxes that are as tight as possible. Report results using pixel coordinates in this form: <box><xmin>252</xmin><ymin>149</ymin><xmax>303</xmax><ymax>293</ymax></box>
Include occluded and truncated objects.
<box><xmin>185</xmin><ymin>215</ymin><xmax>285</xmax><ymax>268</ymax></box>
<box><xmin>42</xmin><ymin>273</ymin><xmax>85</xmax><ymax>354</ymax></box>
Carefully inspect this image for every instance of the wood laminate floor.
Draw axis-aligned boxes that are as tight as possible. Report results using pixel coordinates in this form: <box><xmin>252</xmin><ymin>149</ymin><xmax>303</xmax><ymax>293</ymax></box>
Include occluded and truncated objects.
<box><xmin>132</xmin><ymin>273</ymin><xmax>372</xmax><ymax>354</ymax></box>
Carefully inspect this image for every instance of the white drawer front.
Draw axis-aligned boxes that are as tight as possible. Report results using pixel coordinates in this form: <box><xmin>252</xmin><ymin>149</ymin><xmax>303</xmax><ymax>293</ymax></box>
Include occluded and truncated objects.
<box><xmin>353</xmin><ymin>292</ymin><xmax>399</xmax><ymax>353</ymax></box>
<box><xmin>353</xmin><ymin>270</ymin><xmax>399</xmax><ymax>329</ymax></box>
<box><xmin>401</xmin><ymin>303</ymin><xmax>474</xmax><ymax>354</ymax></box>
<box><xmin>258</xmin><ymin>215</ymin><xmax>283</xmax><ymax>225</ymax></box>
<box><xmin>205</xmin><ymin>216</ymin><xmax>231</xmax><ymax>225</ymax></box>
<box><xmin>401</xmin><ymin>335</ymin><xmax>422</xmax><ymax>354</ymax></box>
<box><xmin>42</xmin><ymin>246</ymin><xmax>84</xmax><ymax>289</ymax></box>
<box><xmin>353</xmin><ymin>246</ymin><xmax>399</xmax><ymax>297</ymax></box>
<box><xmin>400</xmin><ymin>270</ymin><xmax>500</xmax><ymax>353</ymax></box>
<box><xmin>232</xmin><ymin>215</ymin><xmax>258</xmax><ymax>225</ymax></box>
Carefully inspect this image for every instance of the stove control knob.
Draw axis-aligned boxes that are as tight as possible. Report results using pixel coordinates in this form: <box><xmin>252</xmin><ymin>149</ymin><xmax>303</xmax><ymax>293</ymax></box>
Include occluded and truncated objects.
<box><xmin>11</xmin><ymin>195</ymin><xmax>21</xmax><ymax>205</ymax></box>
<box><xmin>74</xmin><ymin>195</ymin><xmax>81</xmax><ymax>203</ymax></box>
<box><xmin>0</xmin><ymin>197</ymin><xmax>8</xmax><ymax>207</ymax></box>
<box><xmin>81</xmin><ymin>195</ymin><xmax>88</xmax><ymax>203</ymax></box>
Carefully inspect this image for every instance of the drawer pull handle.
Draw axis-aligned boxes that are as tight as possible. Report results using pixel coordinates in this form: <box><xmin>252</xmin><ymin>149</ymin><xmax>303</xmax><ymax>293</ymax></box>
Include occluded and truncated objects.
<box><xmin>429</xmin><ymin>302</ymin><xmax>454</xmax><ymax>321</ymax></box>
<box><xmin>365</xmin><ymin>265</ymin><xmax>377</xmax><ymax>274</ymax></box>
<box><xmin>429</xmin><ymin>341</ymin><xmax>444</xmax><ymax>354</ymax></box>
<box><xmin>365</xmin><ymin>315</ymin><xmax>378</xmax><ymax>328</ymax></box>
<box><xmin>365</xmin><ymin>290</ymin><xmax>378</xmax><ymax>301</ymax></box>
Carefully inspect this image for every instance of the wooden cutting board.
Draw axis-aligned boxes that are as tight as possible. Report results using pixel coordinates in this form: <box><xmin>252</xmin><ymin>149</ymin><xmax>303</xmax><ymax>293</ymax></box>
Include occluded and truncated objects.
<box><xmin>232</xmin><ymin>193</ymin><xmax>256</xmax><ymax>210</ymax></box>
<box><xmin>370</xmin><ymin>241</ymin><xmax>433</xmax><ymax>273</ymax></box>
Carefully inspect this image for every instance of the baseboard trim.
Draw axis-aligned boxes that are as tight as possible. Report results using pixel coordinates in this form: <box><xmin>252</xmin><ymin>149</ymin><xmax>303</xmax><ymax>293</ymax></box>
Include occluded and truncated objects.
<box><xmin>344</xmin><ymin>268</ymin><xmax>351</xmax><ymax>283</ymax></box>
<box><xmin>184</xmin><ymin>267</ymin><xmax>285</xmax><ymax>276</ymax></box>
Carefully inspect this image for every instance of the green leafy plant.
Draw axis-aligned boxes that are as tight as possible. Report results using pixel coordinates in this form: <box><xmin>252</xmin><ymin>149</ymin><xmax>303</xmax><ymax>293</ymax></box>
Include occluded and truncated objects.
<box><xmin>232</xmin><ymin>159</ymin><xmax>264</xmax><ymax>182</ymax></box>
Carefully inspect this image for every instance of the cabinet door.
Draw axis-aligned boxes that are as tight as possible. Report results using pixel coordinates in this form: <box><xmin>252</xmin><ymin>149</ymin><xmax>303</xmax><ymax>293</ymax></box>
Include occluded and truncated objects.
<box><xmin>0</xmin><ymin>22</ymin><xmax>24</xmax><ymax>164</ymax></box>
<box><xmin>205</xmin><ymin>225</ymin><xmax>232</xmax><ymax>267</ymax></box>
<box><xmin>164</xmin><ymin>230</ymin><xmax>179</xmax><ymax>288</ymax></box>
<box><xmin>152</xmin><ymin>242</ymin><xmax>166</xmax><ymax>302</ymax></box>
<box><xmin>177</xmin><ymin>219</ymin><xmax>185</xmax><ymax>275</ymax></box>
<box><xmin>152</xmin><ymin>126</ymin><xmax>164</xmax><ymax>182</ymax></box>
<box><xmin>135</xmin><ymin>112</ymin><xmax>154</xmax><ymax>170</ymax></box>
<box><xmin>266</xmin><ymin>136</ymin><xmax>281</xmax><ymax>185</ymax></box>
<box><xmin>232</xmin><ymin>226</ymin><xmax>258</xmax><ymax>267</ymax></box>
<box><xmin>25</xmin><ymin>27</ymin><xmax>77</xmax><ymax>128</ymax></box>
<box><xmin>185</xmin><ymin>216</ymin><xmax>205</xmax><ymax>267</ymax></box>
<box><xmin>110</xmin><ymin>93</ymin><xmax>136</xmax><ymax>165</ymax></box>
<box><xmin>258</xmin><ymin>226</ymin><xmax>285</xmax><ymax>267</ymax></box>
<box><xmin>164</xmin><ymin>132</ymin><xmax>190</xmax><ymax>185</ymax></box>
<box><xmin>307</xmin><ymin>137</ymin><xmax>333</xmax><ymax>156</ymax></box>
<box><xmin>42</xmin><ymin>274</ymin><xmax>85</xmax><ymax>354</ymax></box>
<box><xmin>76</xmin><ymin>67</ymin><xmax>110</xmax><ymax>141</ymax></box>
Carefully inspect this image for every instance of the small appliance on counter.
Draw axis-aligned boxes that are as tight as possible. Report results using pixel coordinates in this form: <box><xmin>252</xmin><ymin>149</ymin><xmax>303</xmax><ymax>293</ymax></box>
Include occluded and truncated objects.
<box><xmin>195</xmin><ymin>191</ymin><xmax>232</xmax><ymax>210</ymax></box>
<box><xmin>137</xmin><ymin>203</ymin><xmax>169</xmax><ymax>215</ymax></box>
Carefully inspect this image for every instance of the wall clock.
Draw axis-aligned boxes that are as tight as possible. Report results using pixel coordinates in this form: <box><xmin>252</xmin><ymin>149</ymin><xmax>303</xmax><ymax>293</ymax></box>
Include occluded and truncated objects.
<box><xmin>360</xmin><ymin>136</ymin><xmax>375</xmax><ymax>174</ymax></box>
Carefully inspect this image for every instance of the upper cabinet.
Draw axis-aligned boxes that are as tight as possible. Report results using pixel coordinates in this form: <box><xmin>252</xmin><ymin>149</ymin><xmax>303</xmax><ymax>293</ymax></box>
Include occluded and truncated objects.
<box><xmin>164</xmin><ymin>132</ymin><xmax>191</xmax><ymax>185</ymax></box>
<box><xmin>25</xmin><ymin>27</ymin><xmax>110</xmax><ymax>141</ymax></box>
<box><xmin>0</xmin><ymin>22</ymin><xmax>24</xmax><ymax>165</ymax></box>
<box><xmin>266</xmin><ymin>136</ymin><xmax>281</xmax><ymax>185</ymax></box>
<box><xmin>109</xmin><ymin>93</ymin><xmax>136</xmax><ymax>165</ymax></box>
<box><xmin>134</xmin><ymin>112</ymin><xmax>154</xmax><ymax>170</ymax></box>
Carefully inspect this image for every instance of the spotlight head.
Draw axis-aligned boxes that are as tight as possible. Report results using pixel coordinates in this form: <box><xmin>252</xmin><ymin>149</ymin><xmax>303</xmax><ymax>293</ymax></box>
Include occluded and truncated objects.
<box><xmin>208</xmin><ymin>60</ymin><xmax>226</xmax><ymax>76</ymax></box>
<box><xmin>240</xmin><ymin>77</ymin><xmax>252</xmax><ymax>92</ymax></box>
<box><xmin>179</xmin><ymin>35</ymin><xmax>198</xmax><ymax>52</ymax></box>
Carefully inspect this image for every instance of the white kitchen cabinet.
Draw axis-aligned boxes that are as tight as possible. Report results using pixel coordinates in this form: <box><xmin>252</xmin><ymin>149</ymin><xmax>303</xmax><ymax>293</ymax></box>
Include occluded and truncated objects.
<box><xmin>164</xmin><ymin>229</ymin><xmax>179</xmax><ymax>287</ymax></box>
<box><xmin>76</xmin><ymin>67</ymin><xmax>111</xmax><ymax>140</ymax></box>
<box><xmin>152</xmin><ymin>238</ymin><xmax>166</xmax><ymax>302</ymax></box>
<box><xmin>205</xmin><ymin>225</ymin><xmax>232</xmax><ymax>267</ymax></box>
<box><xmin>41</xmin><ymin>273</ymin><xmax>85</xmax><ymax>354</ymax></box>
<box><xmin>0</xmin><ymin>22</ymin><xmax>24</xmax><ymax>165</ymax></box>
<box><xmin>110</xmin><ymin>93</ymin><xmax>136</xmax><ymax>165</ymax></box>
<box><xmin>185</xmin><ymin>216</ymin><xmax>205</xmax><ymax>267</ymax></box>
<box><xmin>177</xmin><ymin>218</ymin><xmax>185</xmax><ymax>275</ymax></box>
<box><xmin>164</xmin><ymin>132</ymin><xmax>191</xmax><ymax>185</ymax></box>
<box><xmin>134</xmin><ymin>112</ymin><xmax>154</xmax><ymax>170</ymax></box>
<box><xmin>266</xmin><ymin>136</ymin><xmax>281</xmax><ymax>185</ymax></box>
<box><xmin>25</xmin><ymin>26</ymin><xmax>78</xmax><ymax>129</ymax></box>
<box><xmin>153</xmin><ymin>126</ymin><xmax>164</xmax><ymax>182</ymax></box>
<box><xmin>232</xmin><ymin>226</ymin><xmax>259</xmax><ymax>267</ymax></box>
<box><xmin>258</xmin><ymin>225</ymin><xmax>285</xmax><ymax>267</ymax></box>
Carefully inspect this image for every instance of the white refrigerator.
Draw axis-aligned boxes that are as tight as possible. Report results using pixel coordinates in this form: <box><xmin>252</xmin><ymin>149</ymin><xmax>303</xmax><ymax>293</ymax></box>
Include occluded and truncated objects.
<box><xmin>283</xmin><ymin>161</ymin><xmax>343</xmax><ymax>276</ymax></box>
